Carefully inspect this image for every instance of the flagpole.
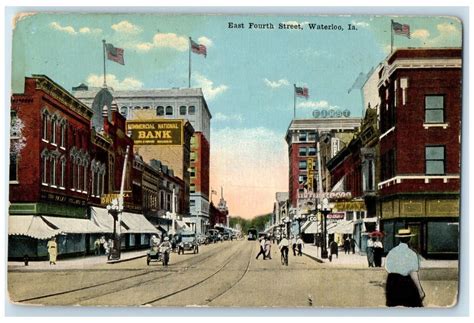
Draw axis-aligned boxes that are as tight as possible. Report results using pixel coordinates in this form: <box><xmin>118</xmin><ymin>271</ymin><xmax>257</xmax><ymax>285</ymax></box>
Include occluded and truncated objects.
<box><xmin>390</xmin><ymin>20</ymin><xmax>394</xmax><ymax>54</ymax></box>
<box><xmin>102</xmin><ymin>39</ymin><xmax>107</xmax><ymax>87</ymax></box>
<box><xmin>188</xmin><ymin>37</ymin><xmax>192</xmax><ymax>88</ymax></box>
<box><xmin>293</xmin><ymin>84</ymin><xmax>296</xmax><ymax>119</ymax></box>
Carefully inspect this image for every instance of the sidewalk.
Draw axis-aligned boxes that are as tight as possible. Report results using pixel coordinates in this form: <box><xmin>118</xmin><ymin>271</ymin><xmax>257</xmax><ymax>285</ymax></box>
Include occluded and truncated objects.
<box><xmin>7</xmin><ymin>249</ymin><xmax>147</xmax><ymax>271</ymax></box>
<box><xmin>302</xmin><ymin>243</ymin><xmax>458</xmax><ymax>269</ymax></box>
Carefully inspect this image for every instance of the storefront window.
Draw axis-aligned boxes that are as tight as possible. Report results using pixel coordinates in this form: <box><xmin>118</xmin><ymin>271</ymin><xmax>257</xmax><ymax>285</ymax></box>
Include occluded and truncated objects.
<box><xmin>427</xmin><ymin>222</ymin><xmax>458</xmax><ymax>253</ymax></box>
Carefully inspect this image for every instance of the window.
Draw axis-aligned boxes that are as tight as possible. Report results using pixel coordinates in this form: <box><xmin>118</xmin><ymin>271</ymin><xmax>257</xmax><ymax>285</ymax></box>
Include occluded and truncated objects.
<box><xmin>165</xmin><ymin>106</ymin><xmax>173</xmax><ymax>115</ymax></box>
<box><xmin>299</xmin><ymin>147</ymin><xmax>307</xmax><ymax>156</ymax></box>
<box><xmin>298</xmin><ymin>132</ymin><xmax>307</xmax><ymax>142</ymax></box>
<box><xmin>51</xmin><ymin>118</ymin><xmax>57</xmax><ymax>144</ymax></box>
<box><xmin>190</xmin><ymin>167</ymin><xmax>196</xmax><ymax>177</ymax></box>
<box><xmin>190</xmin><ymin>199</ymin><xmax>196</xmax><ymax>207</ymax></box>
<box><xmin>42</xmin><ymin>113</ymin><xmax>49</xmax><ymax>141</ymax></box>
<box><xmin>120</xmin><ymin>106</ymin><xmax>128</xmax><ymax>117</ymax></box>
<box><xmin>160</xmin><ymin>191</ymin><xmax>165</xmax><ymax>209</ymax></box>
<box><xmin>179</xmin><ymin>106</ymin><xmax>187</xmax><ymax>115</ymax></box>
<box><xmin>190</xmin><ymin>184</ymin><xmax>196</xmax><ymax>193</ymax></box>
<box><xmin>83</xmin><ymin>166</ymin><xmax>88</xmax><ymax>193</ymax></box>
<box><xmin>308</xmin><ymin>132</ymin><xmax>317</xmax><ymax>142</ymax></box>
<box><xmin>166</xmin><ymin>193</ymin><xmax>171</xmax><ymax>211</ymax></box>
<box><xmin>426</xmin><ymin>146</ymin><xmax>445</xmax><ymax>175</ymax></box>
<box><xmin>425</xmin><ymin>95</ymin><xmax>445</xmax><ymax>123</ymax></box>
<box><xmin>10</xmin><ymin>154</ymin><xmax>18</xmax><ymax>182</ymax></box>
<box><xmin>188</xmin><ymin>106</ymin><xmax>195</xmax><ymax>115</ymax></box>
<box><xmin>60</xmin><ymin>123</ymin><xmax>66</xmax><ymax>148</ymax></box>
<box><xmin>157</xmin><ymin>106</ymin><xmax>164</xmax><ymax>116</ymax></box>
<box><xmin>51</xmin><ymin>158</ymin><xmax>57</xmax><ymax>186</ymax></box>
<box><xmin>42</xmin><ymin>155</ymin><xmax>48</xmax><ymax>184</ymax></box>
<box><xmin>190</xmin><ymin>152</ymin><xmax>197</xmax><ymax>162</ymax></box>
<box><xmin>308</xmin><ymin>147</ymin><xmax>316</xmax><ymax>156</ymax></box>
<box><xmin>298</xmin><ymin>175</ymin><xmax>307</xmax><ymax>184</ymax></box>
<box><xmin>381</xmin><ymin>149</ymin><xmax>396</xmax><ymax>181</ymax></box>
<box><xmin>299</xmin><ymin>160</ymin><xmax>307</xmax><ymax>170</ymax></box>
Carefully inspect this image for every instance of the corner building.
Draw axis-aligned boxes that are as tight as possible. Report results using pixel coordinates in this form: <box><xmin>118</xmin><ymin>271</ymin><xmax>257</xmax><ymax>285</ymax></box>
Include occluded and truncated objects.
<box><xmin>377</xmin><ymin>48</ymin><xmax>462</xmax><ymax>258</ymax></box>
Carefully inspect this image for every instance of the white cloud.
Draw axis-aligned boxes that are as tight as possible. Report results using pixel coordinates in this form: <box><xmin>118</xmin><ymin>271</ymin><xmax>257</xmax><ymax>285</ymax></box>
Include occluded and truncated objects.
<box><xmin>50</xmin><ymin>22</ymin><xmax>102</xmax><ymax>35</ymax></box>
<box><xmin>411</xmin><ymin>29</ymin><xmax>430</xmax><ymax>40</ymax></box>
<box><xmin>134</xmin><ymin>32</ymin><xmax>188</xmax><ymax>52</ymax></box>
<box><xmin>210</xmin><ymin>127</ymin><xmax>288</xmax><ymax>218</ymax></box>
<box><xmin>86</xmin><ymin>74</ymin><xmax>144</xmax><ymax>90</ymax></box>
<box><xmin>193</xmin><ymin>73</ymin><xmax>228</xmax><ymax>100</ymax></box>
<box><xmin>351</xmin><ymin>20</ymin><xmax>370</xmax><ymax>28</ymax></box>
<box><xmin>111</xmin><ymin>20</ymin><xmax>142</xmax><ymax>34</ymax></box>
<box><xmin>197</xmin><ymin>36</ymin><xmax>213</xmax><ymax>47</ymax></box>
<box><xmin>297</xmin><ymin>100</ymin><xmax>330</xmax><ymax>109</ymax></box>
<box><xmin>79</xmin><ymin>27</ymin><xmax>102</xmax><ymax>34</ymax></box>
<box><xmin>213</xmin><ymin>112</ymin><xmax>243</xmax><ymax>123</ymax></box>
<box><xmin>50</xmin><ymin>22</ymin><xmax>77</xmax><ymax>35</ymax></box>
<box><xmin>264</xmin><ymin>78</ymin><xmax>290</xmax><ymax>89</ymax></box>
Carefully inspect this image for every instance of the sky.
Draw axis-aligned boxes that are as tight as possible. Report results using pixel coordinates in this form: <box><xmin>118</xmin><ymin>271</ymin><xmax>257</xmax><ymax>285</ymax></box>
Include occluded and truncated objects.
<box><xmin>10</xmin><ymin>13</ymin><xmax>463</xmax><ymax>218</ymax></box>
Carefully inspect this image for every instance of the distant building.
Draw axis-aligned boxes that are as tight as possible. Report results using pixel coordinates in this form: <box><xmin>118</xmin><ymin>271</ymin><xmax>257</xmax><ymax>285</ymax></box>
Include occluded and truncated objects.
<box><xmin>285</xmin><ymin>118</ymin><xmax>361</xmax><ymax>211</ymax></box>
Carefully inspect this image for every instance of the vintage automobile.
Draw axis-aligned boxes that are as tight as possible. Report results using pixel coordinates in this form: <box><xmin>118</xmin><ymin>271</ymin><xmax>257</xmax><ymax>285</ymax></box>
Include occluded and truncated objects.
<box><xmin>146</xmin><ymin>244</ymin><xmax>170</xmax><ymax>266</ymax></box>
<box><xmin>177</xmin><ymin>231</ymin><xmax>199</xmax><ymax>254</ymax></box>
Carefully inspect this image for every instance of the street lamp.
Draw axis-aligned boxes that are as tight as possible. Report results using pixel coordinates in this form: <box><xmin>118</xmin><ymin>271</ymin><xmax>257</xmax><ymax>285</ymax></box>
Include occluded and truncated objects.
<box><xmin>317</xmin><ymin>197</ymin><xmax>334</xmax><ymax>259</ymax></box>
<box><xmin>284</xmin><ymin>217</ymin><xmax>291</xmax><ymax>238</ymax></box>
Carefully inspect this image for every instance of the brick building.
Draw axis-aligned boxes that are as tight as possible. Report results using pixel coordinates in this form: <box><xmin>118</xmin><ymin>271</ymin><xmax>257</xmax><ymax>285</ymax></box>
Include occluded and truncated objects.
<box><xmin>285</xmin><ymin>118</ymin><xmax>361</xmax><ymax>211</ymax></box>
<box><xmin>8</xmin><ymin>76</ymin><xmax>158</xmax><ymax>260</ymax></box>
<box><xmin>72</xmin><ymin>87</ymin><xmax>212</xmax><ymax>234</ymax></box>
<box><xmin>377</xmin><ymin>48</ymin><xmax>462</xmax><ymax>258</ymax></box>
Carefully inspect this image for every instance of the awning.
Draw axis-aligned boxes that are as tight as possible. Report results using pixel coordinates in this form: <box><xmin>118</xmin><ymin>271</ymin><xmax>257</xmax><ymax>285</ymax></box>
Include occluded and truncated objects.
<box><xmin>264</xmin><ymin>224</ymin><xmax>278</xmax><ymax>233</ymax></box>
<box><xmin>303</xmin><ymin>222</ymin><xmax>320</xmax><ymax>234</ymax></box>
<box><xmin>8</xmin><ymin>215</ymin><xmax>60</xmax><ymax>239</ymax></box>
<box><xmin>176</xmin><ymin>220</ymin><xmax>190</xmax><ymax>231</ymax></box>
<box><xmin>331</xmin><ymin>176</ymin><xmax>346</xmax><ymax>192</ymax></box>
<box><xmin>300</xmin><ymin>220</ymin><xmax>311</xmax><ymax>232</ymax></box>
<box><xmin>91</xmin><ymin>207</ymin><xmax>158</xmax><ymax>234</ymax></box>
<box><xmin>42</xmin><ymin>216</ymin><xmax>103</xmax><ymax>234</ymax></box>
<box><xmin>121</xmin><ymin>212</ymin><xmax>159</xmax><ymax>234</ymax></box>
<box><xmin>328</xmin><ymin>220</ymin><xmax>354</xmax><ymax>234</ymax></box>
<box><xmin>158</xmin><ymin>225</ymin><xmax>168</xmax><ymax>233</ymax></box>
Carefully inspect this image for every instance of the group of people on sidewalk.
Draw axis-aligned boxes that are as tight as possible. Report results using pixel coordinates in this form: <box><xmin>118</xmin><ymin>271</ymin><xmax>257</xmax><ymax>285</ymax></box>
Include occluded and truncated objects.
<box><xmin>93</xmin><ymin>236</ymin><xmax>115</xmax><ymax>257</ymax></box>
<box><xmin>366</xmin><ymin>236</ymin><xmax>384</xmax><ymax>267</ymax></box>
<box><xmin>255</xmin><ymin>235</ymin><xmax>304</xmax><ymax>261</ymax></box>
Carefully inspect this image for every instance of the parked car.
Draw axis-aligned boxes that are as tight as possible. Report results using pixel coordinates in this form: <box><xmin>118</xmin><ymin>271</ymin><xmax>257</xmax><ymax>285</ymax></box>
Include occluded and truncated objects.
<box><xmin>196</xmin><ymin>233</ymin><xmax>207</xmax><ymax>245</ymax></box>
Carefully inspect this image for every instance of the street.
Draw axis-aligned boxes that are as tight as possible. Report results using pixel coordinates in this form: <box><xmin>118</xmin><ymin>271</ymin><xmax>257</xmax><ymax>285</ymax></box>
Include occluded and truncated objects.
<box><xmin>8</xmin><ymin>240</ymin><xmax>458</xmax><ymax>308</ymax></box>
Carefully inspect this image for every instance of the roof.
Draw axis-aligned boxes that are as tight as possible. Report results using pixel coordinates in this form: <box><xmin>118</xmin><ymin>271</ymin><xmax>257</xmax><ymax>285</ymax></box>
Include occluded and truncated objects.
<box><xmin>73</xmin><ymin>87</ymin><xmax>206</xmax><ymax>99</ymax></box>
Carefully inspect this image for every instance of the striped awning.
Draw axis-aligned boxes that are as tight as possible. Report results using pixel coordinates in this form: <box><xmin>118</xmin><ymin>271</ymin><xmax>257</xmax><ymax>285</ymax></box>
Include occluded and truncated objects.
<box><xmin>42</xmin><ymin>216</ymin><xmax>103</xmax><ymax>234</ymax></box>
<box><xmin>8</xmin><ymin>215</ymin><xmax>60</xmax><ymax>239</ymax></box>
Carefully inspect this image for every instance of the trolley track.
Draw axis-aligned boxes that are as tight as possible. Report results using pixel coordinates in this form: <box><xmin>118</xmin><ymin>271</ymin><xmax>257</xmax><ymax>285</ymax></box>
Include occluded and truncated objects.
<box><xmin>141</xmin><ymin>241</ymin><xmax>254</xmax><ymax>306</ymax></box>
<box><xmin>14</xmin><ymin>245</ymin><xmax>224</xmax><ymax>304</ymax></box>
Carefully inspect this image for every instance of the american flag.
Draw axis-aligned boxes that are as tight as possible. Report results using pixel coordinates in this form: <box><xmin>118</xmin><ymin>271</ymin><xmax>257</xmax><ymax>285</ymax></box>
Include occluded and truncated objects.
<box><xmin>191</xmin><ymin>39</ymin><xmax>207</xmax><ymax>57</ymax></box>
<box><xmin>295</xmin><ymin>86</ymin><xmax>309</xmax><ymax>98</ymax></box>
<box><xmin>392</xmin><ymin>21</ymin><xmax>411</xmax><ymax>39</ymax></box>
<box><xmin>105</xmin><ymin>43</ymin><xmax>125</xmax><ymax>65</ymax></box>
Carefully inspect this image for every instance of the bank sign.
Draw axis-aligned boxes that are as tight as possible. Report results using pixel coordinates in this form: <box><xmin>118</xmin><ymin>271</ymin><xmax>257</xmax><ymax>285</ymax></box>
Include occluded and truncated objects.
<box><xmin>126</xmin><ymin>120</ymin><xmax>183</xmax><ymax>145</ymax></box>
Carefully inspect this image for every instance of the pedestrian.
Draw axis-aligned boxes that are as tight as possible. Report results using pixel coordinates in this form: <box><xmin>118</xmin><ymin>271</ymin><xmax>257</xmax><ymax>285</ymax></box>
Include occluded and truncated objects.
<box><xmin>256</xmin><ymin>237</ymin><xmax>266</xmax><ymax>260</ymax></box>
<box><xmin>99</xmin><ymin>235</ymin><xmax>106</xmax><ymax>255</ymax></box>
<box><xmin>350</xmin><ymin>237</ymin><xmax>356</xmax><ymax>254</ymax></box>
<box><xmin>373</xmin><ymin>238</ymin><xmax>384</xmax><ymax>267</ymax></box>
<box><xmin>367</xmin><ymin>237</ymin><xmax>375</xmax><ymax>267</ymax></box>
<box><xmin>94</xmin><ymin>237</ymin><xmax>101</xmax><ymax>256</ymax></box>
<box><xmin>103</xmin><ymin>239</ymin><xmax>110</xmax><ymax>256</ymax></box>
<box><xmin>291</xmin><ymin>236</ymin><xmax>297</xmax><ymax>256</ymax></box>
<box><xmin>343</xmin><ymin>237</ymin><xmax>350</xmax><ymax>254</ymax></box>
<box><xmin>265</xmin><ymin>238</ymin><xmax>272</xmax><ymax>259</ymax></box>
<box><xmin>329</xmin><ymin>239</ymin><xmax>338</xmax><ymax>262</ymax></box>
<box><xmin>47</xmin><ymin>236</ymin><xmax>58</xmax><ymax>265</ymax></box>
<box><xmin>385</xmin><ymin>228</ymin><xmax>425</xmax><ymax>307</ymax></box>
<box><xmin>278</xmin><ymin>235</ymin><xmax>289</xmax><ymax>266</ymax></box>
<box><xmin>296</xmin><ymin>235</ymin><xmax>304</xmax><ymax>256</ymax></box>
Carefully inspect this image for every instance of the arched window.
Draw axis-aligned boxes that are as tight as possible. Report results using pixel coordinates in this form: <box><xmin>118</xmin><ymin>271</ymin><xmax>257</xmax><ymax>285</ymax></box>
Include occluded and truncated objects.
<box><xmin>157</xmin><ymin>106</ymin><xmax>164</xmax><ymax>116</ymax></box>
<box><xmin>188</xmin><ymin>106</ymin><xmax>196</xmax><ymax>115</ymax></box>
<box><xmin>179</xmin><ymin>106</ymin><xmax>187</xmax><ymax>115</ymax></box>
<box><xmin>166</xmin><ymin>106</ymin><xmax>173</xmax><ymax>115</ymax></box>
<box><xmin>51</xmin><ymin>117</ymin><xmax>57</xmax><ymax>145</ymax></box>
<box><xmin>42</xmin><ymin>110</ymin><xmax>49</xmax><ymax>141</ymax></box>
<box><xmin>60</xmin><ymin>157</ymin><xmax>66</xmax><ymax>188</ymax></box>
<box><xmin>60</xmin><ymin>121</ymin><xmax>67</xmax><ymax>148</ymax></box>
<box><xmin>120</xmin><ymin>106</ymin><xmax>128</xmax><ymax>117</ymax></box>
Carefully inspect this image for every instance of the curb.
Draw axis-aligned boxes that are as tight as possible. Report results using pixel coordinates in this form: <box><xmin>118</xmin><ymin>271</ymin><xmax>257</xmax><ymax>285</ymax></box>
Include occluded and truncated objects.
<box><xmin>107</xmin><ymin>254</ymin><xmax>147</xmax><ymax>264</ymax></box>
<box><xmin>302</xmin><ymin>252</ymin><xmax>324</xmax><ymax>263</ymax></box>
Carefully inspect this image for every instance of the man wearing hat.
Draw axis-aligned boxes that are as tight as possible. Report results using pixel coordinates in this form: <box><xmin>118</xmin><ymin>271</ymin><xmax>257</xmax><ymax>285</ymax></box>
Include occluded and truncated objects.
<box><xmin>384</xmin><ymin>228</ymin><xmax>425</xmax><ymax>307</ymax></box>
